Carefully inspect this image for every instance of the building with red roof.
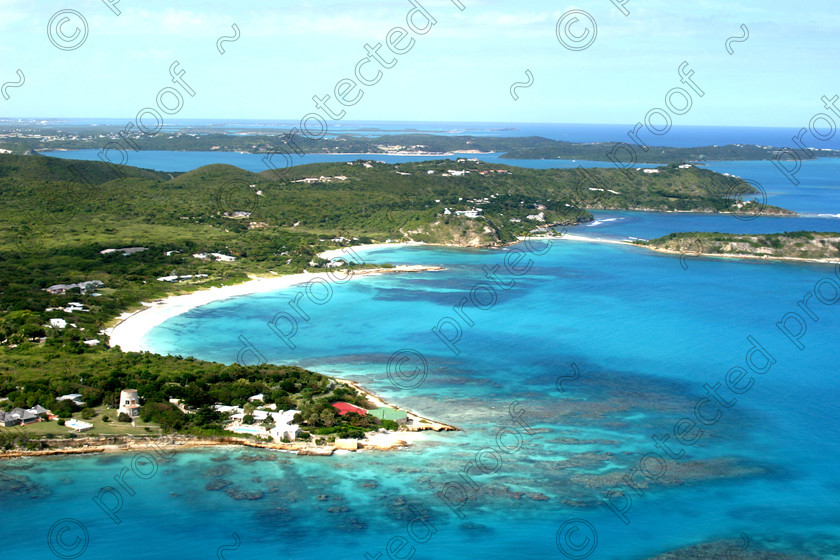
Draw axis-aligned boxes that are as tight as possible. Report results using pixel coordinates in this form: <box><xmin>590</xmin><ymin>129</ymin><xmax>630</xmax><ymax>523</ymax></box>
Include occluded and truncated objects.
<box><xmin>331</xmin><ymin>402</ymin><xmax>368</xmax><ymax>416</ymax></box>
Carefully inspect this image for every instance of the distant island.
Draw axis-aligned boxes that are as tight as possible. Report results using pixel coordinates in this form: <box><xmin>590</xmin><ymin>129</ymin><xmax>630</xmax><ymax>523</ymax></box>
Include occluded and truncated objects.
<box><xmin>3</xmin><ymin>124</ymin><xmax>839</xmax><ymax>163</ymax></box>
<box><xmin>637</xmin><ymin>231</ymin><xmax>840</xmax><ymax>263</ymax></box>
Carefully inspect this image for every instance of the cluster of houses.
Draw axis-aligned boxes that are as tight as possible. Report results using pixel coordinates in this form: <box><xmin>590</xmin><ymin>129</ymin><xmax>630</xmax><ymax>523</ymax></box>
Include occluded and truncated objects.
<box><xmin>100</xmin><ymin>247</ymin><xmax>148</xmax><ymax>256</ymax></box>
<box><xmin>438</xmin><ymin>160</ymin><xmax>510</xmax><ymax>178</ymax></box>
<box><xmin>45</xmin><ymin>280</ymin><xmax>104</xmax><ymax>295</ymax></box>
<box><xmin>157</xmin><ymin>273</ymin><xmax>209</xmax><ymax>283</ymax></box>
<box><xmin>293</xmin><ymin>175</ymin><xmax>348</xmax><ymax>184</ymax></box>
<box><xmin>215</xmin><ymin>393</ymin><xmax>302</xmax><ymax>441</ymax></box>
<box><xmin>210</xmin><ymin>396</ymin><xmax>409</xmax><ymax>442</ymax></box>
<box><xmin>193</xmin><ymin>252</ymin><xmax>236</xmax><ymax>262</ymax></box>
<box><xmin>443</xmin><ymin>208</ymin><xmax>483</xmax><ymax>219</ymax></box>
<box><xmin>45</xmin><ymin>301</ymin><xmax>88</xmax><ymax>314</ymax></box>
<box><xmin>0</xmin><ymin>405</ymin><xmax>51</xmax><ymax>427</ymax></box>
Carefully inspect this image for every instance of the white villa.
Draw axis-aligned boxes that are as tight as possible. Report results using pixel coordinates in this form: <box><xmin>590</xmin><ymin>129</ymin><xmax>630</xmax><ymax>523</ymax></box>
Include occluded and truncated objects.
<box><xmin>215</xmin><ymin>404</ymin><xmax>301</xmax><ymax>441</ymax></box>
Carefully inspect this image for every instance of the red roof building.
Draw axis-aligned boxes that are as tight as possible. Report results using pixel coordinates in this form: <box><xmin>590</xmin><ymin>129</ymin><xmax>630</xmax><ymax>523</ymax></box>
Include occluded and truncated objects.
<box><xmin>332</xmin><ymin>402</ymin><xmax>368</xmax><ymax>416</ymax></box>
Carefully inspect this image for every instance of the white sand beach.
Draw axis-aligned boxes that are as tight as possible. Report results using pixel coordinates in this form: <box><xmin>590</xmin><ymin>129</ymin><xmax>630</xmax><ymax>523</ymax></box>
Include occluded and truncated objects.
<box><xmin>108</xmin><ymin>260</ymin><xmax>440</xmax><ymax>354</ymax></box>
<box><xmin>108</xmin><ymin>272</ymin><xmax>320</xmax><ymax>353</ymax></box>
<box><xmin>517</xmin><ymin>233</ymin><xmax>633</xmax><ymax>245</ymax></box>
<box><xmin>318</xmin><ymin>241</ymin><xmax>427</xmax><ymax>262</ymax></box>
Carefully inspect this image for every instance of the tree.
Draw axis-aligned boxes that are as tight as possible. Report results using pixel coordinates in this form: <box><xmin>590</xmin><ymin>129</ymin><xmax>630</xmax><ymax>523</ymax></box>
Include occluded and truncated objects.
<box><xmin>319</xmin><ymin>409</ymin><xmax>336</xmax><ymax>427</ymax></box>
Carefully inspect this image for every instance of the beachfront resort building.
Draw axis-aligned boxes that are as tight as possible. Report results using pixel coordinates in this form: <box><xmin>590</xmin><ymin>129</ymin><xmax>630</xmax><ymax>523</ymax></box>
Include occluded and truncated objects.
<box><xmin>118</xmin><ymin>389</ymin><xmax>141</xmax><ymax>418</ymax></box>
<box><xmin>215</xmin><ymin>403</ymin><xmax>302</xmax><ymax>441</ymax></box>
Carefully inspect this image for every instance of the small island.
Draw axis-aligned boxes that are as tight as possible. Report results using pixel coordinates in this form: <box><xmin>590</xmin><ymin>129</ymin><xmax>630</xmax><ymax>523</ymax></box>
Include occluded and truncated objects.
<box><xmin>636</xmin><ymin>231</ymin><xmax>840</xmax><ymax>263</ymax></box>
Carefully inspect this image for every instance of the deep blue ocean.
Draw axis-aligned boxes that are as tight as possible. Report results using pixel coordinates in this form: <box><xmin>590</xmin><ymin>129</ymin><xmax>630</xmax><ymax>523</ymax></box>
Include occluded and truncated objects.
<box><xmin>7</xmin><ymin>125</ymin><xmax>840</xmax><ymax>559</ymax></box>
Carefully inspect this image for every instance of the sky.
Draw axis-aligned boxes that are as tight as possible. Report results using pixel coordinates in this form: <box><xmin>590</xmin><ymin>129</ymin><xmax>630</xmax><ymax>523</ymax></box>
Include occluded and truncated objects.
<box><xmin>0</xmin><ymin>0</ymin><xmax>839</xmax><ymax>127</ymax></box>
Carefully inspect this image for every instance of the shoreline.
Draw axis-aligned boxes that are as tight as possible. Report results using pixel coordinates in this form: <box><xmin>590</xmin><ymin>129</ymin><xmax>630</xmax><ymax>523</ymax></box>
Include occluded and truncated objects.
<box><xmin>88</xmin><ymin>248</ymin><xmax>453</xmax><ymax>459</ymax></box>
<box><xmin>0</xmin><ymin>375</ymin><xmax>457</xmax><ymax>460</ymax></box>
<box><xmin>518</xmin><ymin>233</ymin><xmax>632</xmax><ymax>246</ymax></box>
<box><xmin>317</xmin><ymin>240</ymin><xmax>428</xmax><ymax>261</ymax></box>
<box><xmin>108</xmin><ymin>251</ymin><xmax>439</xmax><ymax>353</ymax></box>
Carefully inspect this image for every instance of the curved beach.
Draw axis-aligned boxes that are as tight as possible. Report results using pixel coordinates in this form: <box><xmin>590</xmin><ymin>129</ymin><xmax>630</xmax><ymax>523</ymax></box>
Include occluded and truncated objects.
<box><xmin>108</xmin><ymin>243</ymin><xmax>437</xmax><ymax>353</ymax></box>
<box><xmin>108</xmin><ymin>270</ymin><xmax>329</xmax><ymax>353</ymax></box>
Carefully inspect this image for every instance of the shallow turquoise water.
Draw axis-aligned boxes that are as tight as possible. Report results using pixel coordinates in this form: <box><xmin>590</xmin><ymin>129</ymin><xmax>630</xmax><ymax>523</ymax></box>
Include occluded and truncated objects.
<box><xmin>8</xmin><ymin>237</ymin><xmax>839</xmax><ymax>559</ymax></box>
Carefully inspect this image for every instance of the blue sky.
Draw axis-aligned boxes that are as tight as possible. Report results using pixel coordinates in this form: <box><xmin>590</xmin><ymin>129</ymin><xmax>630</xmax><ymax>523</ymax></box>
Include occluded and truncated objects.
<box><xmin>1</xmin><ymin>0</ymin><xmax>838</xmax><ymax>127</ymax></box>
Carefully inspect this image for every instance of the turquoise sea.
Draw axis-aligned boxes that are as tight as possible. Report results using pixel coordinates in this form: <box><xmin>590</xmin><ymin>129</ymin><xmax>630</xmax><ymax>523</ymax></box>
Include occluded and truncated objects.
<box><xmin>7</xmin><ymin>240</ymin><xmax>840</xmax><ymax>559</ymax></box>
<box><xmin>6</xmin><ymin>146</ymin><xmax>840</xmax><ymax>559</ymax></box>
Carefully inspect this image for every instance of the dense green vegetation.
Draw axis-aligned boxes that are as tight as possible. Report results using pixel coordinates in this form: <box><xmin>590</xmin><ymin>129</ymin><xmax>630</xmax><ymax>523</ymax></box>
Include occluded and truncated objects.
<box><xmin>0</xmin><ymin>344</ymin><xmax>384</xmax><ymax>446</ymax></box>
<box><xmin>639</xmin><ymin>231</ymin><xmax>840</xmax><ymax>260</ymax></box>
<box><xmin>0</xmin><ymin>153</ymin><xmax>780</xmax><ymax>344</ymax></box>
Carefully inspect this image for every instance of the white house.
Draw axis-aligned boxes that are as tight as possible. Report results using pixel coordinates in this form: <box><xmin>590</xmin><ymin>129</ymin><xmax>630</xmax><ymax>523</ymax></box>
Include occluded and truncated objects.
<box><xmin>56</xmin><ymin>394</ymin><xmax>85</xmax><ymax>406</ymax></box>
<box><xmin>269</xmin><ymin>409</ymin><xmax>301</xmax><ymax>441</ymax></box>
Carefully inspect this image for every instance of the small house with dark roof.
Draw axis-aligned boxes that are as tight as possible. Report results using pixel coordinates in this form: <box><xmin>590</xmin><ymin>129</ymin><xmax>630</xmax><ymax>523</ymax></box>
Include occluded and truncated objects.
<box><xmin>0</xmin><ymin>408</ymin><xmax>38</xmax><ymax>427</ymax></box>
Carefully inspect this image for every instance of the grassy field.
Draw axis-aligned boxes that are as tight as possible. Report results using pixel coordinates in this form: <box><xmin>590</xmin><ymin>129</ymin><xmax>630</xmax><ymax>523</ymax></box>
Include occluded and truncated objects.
<box><xmin>9</xmin><ymin>407</ymin><xmax>160</xmax><ymax>437</ymax></box>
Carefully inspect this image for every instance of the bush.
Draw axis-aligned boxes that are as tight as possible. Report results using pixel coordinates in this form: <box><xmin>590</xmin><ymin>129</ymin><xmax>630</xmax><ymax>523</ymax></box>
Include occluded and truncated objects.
<box><xmin>57</xmin><ymin>419</ymin><xmax>65</xmax><ymax>426</ymax></box>
<box><xmin>336</xmin><ymin>428</ymin><xmax>365</xmax><ymax>439</ymax></box>
<box><xmin>102</xmin><ymin>415</ymin><xmax>110</xmax><ymax>422</ymax></box>
<box><xmin>381</xmin><ymin>419</ymin><xmax>399</xmax><ymax>431</ymax></box>
<box><xmin>80</xmin><ymin>408</ymin><xmax>96</xmax><ymax>420</ymax></box>
<box><xmin>118</xmin><ymin>413</ymin><xmax>132</xmax><ymax>423</ymax></box>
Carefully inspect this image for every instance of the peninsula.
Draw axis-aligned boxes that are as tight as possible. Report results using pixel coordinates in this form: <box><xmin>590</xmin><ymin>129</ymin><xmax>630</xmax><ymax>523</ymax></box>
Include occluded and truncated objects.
<box><xmin>636</xmin><ymin>231</ymin><xmax>840</xmax><ymax>264</ymax></box>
